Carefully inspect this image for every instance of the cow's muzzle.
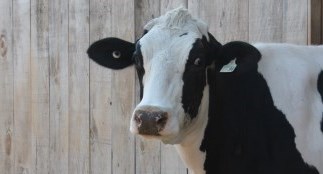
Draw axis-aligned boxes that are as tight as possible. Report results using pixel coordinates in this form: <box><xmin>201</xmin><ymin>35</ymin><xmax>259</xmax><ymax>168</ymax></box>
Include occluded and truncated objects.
<box><xmin>133</xmin><ymin>107</ymin><xmax>168</xmax><ymax>136</ymax></box>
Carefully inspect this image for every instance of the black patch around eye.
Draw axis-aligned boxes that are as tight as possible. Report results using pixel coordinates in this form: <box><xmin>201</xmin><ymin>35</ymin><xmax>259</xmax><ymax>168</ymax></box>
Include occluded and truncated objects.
<box><xmin>133</xmin><ymin>43</ymin><xmax>145</xmax><ymax>100</ymax></box>
<box><xmin>181</xmin><ymin>39</ymin><xmax>207</xmax><ymax>119</ymax></box>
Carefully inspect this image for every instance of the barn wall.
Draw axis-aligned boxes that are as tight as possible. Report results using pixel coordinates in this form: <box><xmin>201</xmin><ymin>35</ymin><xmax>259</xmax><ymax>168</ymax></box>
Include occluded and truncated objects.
<box><xmin>0</xmin><ymin>0</ymin><xmax>320</xmax><ymax>174</ymax></box>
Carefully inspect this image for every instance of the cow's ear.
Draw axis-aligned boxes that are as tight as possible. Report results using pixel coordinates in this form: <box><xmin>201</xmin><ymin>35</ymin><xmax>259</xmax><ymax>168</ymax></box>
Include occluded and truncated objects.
<box><xmin>87</xmin><ymin>37</ymin><xmax>135</xmax><ymax>69</ymax></box>
<box><xmin>216</xmin><ymin>41</ymin><xmax>261</xmax><ymax>74</ymax></box>
<box><xmin>204</xmin><ymin>32</ymin><xmax>222</xmax><ymax>66</ymax></box>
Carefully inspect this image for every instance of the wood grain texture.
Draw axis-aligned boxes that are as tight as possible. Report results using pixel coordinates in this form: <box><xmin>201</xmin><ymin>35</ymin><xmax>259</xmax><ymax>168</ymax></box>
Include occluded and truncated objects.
<box><xmin>283</xmin><ymin>0</ymin><xmax>308</xmax><ymax>44</ymax></box>
<box><xmin>110</xmin><ymin>0</ymin><xmax>136</xmax><ymax>173</ymax></box>
<box><xmin>89</xmin><ymin>0</ymin><xmax>113</xmax><ymax>173</ymax></box>
<box><xmin>249</xmin><ymin>0</ymin><xmax>284</xmax><ymax>42</ymax></box>
<box><xmin>160</xmin><ymin>0</ymin><xmax>188</xmax><ymax>14</ymax></box>
<box><xmin>309</xmin><ymin>0</ymin><xmax>322</xmax><ymax>44</ymax></box>
<box><xmin>30</xmin><ymin>0</ymin><xmax>50</xmax><ymax>173</ymax></box>
<box><xmin>161</xmin><ymin>145</ymin><xmax>188</xmax><ymax>174</ymax></box>
<box><xmin>48</xmin><ymin>0</ymin><xmax>69</xmax><ymax>173</ymax></box>
<box><xmin>188</xmin><ymin>0</ymin><xmax>249</xmax><ymax>46</ymax></box>
<box><xmin>0</xmin><ymin>0</ymin><xmax>14</xmax><ymax>173</ymax></box>
<box><xmin>68</xmin><ymin>0</ymin><xmax>90</xmax><ymax>173</ymax></box>
<box><xmin>13</xmin><ymin>0</ymin><xmax>34</xmax><ymax>173</ymax></box>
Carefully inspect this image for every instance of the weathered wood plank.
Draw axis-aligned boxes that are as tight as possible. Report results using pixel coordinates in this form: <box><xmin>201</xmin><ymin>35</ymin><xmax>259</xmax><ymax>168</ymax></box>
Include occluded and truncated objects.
<box><xmin>249</xmin><ymin>0</ymin><xmax>284</xmax><ymax>42</ymax></box>
<box><xmin>134</xmin><ymin>1</ymin><xmax>162</xmax><ymax>174</ymax></box>
<box><xmin>135</xmin><ymin>0</ymin><xmax>160</xmax><ymax>37</ymax></box>
<box><xmin>110</xmin><ymin>0</ymin><xmax>136</xmax><ymax>174</ymax></box>
<box><xmin>68</xmin><ymin>0</ymin><xmax>90</xmax><ymax>173</ymax></box>
<box><xmin>283</xmin><ymin>0</ymin><xmax>308</xmax><ymax>44</ymax></box>
<box><xmin>89</xmin><ymin>0</ymin><xmax>113</xmax><ymax>173</ymax></box>
<box><xmin>160</xmin><ymin>0</ymin><xmax>188</xmax><ymax>14</ymax></box>
<box><xmin>30</xmin><ymin>0</ymin><xmax>50</xmax><ymax>173</ymax></box>
<box><xmin>0</xmin><ymin>0</ymin><xmax>14</xmax><ymax>173</ymax></box>
<box><xmin>48</xmin><ymin>0</ymin><xmax>69</xmax><ymax>173</ymax></box>
<box><xmin>12</xmin><ymin>0</ymin><xmax>34</xmax><ymax>173</ymax></box>
<box><xmin>188</xmin><ymin>0</ymin><xmax>249</xmax><ymax>47</ymax></box>
<box><xmin>161</xmin><ymin>145</ymin><xmax>188</xmax><ymax>174</ymax></box>
<box><xmin>309</xmin><ymin>0</ymin><xmax>322</xmax><ymax>44</ymax></box>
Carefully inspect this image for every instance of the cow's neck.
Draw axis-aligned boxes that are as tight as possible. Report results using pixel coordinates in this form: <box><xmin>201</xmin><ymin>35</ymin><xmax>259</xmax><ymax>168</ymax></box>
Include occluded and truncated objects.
<box><xmin>175</xmin><ymin>84</ymin><xmax>209</xmax><ymax>174</ymax></box>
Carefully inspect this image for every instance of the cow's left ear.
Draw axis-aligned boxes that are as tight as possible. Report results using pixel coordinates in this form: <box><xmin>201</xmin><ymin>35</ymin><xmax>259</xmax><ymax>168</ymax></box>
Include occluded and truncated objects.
<box><xmin>216</xmin><ymin>41</ymin><xmax>261</xmax><ymax>73</ymax></box>
<box><xmin>87</xmin><ymin>37</ymin><xmax>135</xmax><ymax>69</ymax></box>
<box><xmin>203</xmin><ymin>33</ymin><xmax>222</xmax><ymax>66</ymax></box>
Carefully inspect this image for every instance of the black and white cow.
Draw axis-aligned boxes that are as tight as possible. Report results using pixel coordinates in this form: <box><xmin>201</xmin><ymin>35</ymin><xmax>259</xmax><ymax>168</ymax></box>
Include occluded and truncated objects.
<box><xmin>87</xmin><ymin>7</ymin><xmax>323</xmax><ymax>174</ymax></box>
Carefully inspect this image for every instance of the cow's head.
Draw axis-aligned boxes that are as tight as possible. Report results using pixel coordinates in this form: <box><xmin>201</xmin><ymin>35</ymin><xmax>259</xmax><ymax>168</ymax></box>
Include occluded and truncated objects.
<box><xmin>87</xmin><ymin>7</ymin><xmax>222</xmax><ymax>144</ymax></box>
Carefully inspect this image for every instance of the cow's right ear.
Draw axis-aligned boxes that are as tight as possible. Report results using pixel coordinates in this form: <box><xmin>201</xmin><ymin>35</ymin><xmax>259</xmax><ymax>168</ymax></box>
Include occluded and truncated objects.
<box><xmin>87</xmin><ymin>37</ymin><xmax>135</xmax><ymax>69</ymax></box>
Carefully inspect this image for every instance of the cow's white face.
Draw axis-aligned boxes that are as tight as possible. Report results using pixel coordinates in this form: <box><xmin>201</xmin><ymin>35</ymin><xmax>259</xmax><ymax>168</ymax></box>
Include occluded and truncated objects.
<box><xmin>130</xmin><ymin>9</ymin><xmax>212</xmax><ymax>144</ymax></box>
<box><xmin>87</xmin><ymin>7</ymin><xmax>221</xmax><ymax>144</ymax></box>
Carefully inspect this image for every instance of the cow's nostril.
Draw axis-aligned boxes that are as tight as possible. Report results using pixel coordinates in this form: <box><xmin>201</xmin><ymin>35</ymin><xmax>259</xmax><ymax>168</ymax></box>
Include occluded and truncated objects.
<box><xmin>156</xmin><ymin>112</ymin><xmax>168</xmax><ymax>132</ymax></box>
<box><xmin>156</xmin><ymin>115</ymin><xmax>167</xmax><ymax>126</ymax></box>
<box><xmin>134</xmin><ymin>114</ymin><xmax>142</xmax><ymax>127</ymax></box>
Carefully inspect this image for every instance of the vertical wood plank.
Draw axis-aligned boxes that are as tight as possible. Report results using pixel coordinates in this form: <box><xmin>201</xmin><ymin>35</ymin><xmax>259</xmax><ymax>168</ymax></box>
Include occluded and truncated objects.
<box><xmin>283</xmin><ymin>0</ymin><xmax>308</xmax><ymax>44</ymax></box>
<box><xmin>49</xmin><ymin>0</ymin><xmax>69</xmax><ymax>173</ymax></box>
<box><xmin>161</xmin><ymin>145</ymin><xmax>188</xmax><ymax>174</ymax></box>
<box><xmin>13</xmin><ymin>0</ymin><xmax>34</xmax><ymax>173</ymax></box>
<box><xmin>135</xmin><ymin>0</ymin><xmax>160</xmax><ymax>37</ymax></box>
<box><xmin>89</xmin><ymin>0</ymin><xmax>113</xmax><ymax>173</ymax></box>
<box><xmin>134</xmin><ymin>1</ymin><xmax>162</xmax><ymax>174</ymax></box>
<box><xmin>110</xmin><ymin>0</ymin><xmax>136</xmax><ymax>174</ymax></box>
<box><xmin>309</xmin><ymin>0</ymin><xmax>322</xmax><ymax>44</ymax></box>
<box><xmin>30</xmin><ymin>0</ymin><xmax>50</xmax><ymax>173</ymax></box>
<box><xmin>249</xmin><ymin>0</ymin><xmax>284</xmax><ymax>42</ymax></box>
<box><xmin>188</xmin><ymin>0</ymin><xmax>249</xmax><ymax>45</ymax></box>
<box><xmin>160</xmin><ymin>0</ymin><xmax>188</xmax><ymax>14</ymax></box>
<box><xmin>68</xmin><ymin>0</ymin><xmax>90</xmax><ymax>173</ymax></box>
<box><xmin>0</xmin><ymin>0</ymin><xmax>14</xmax><ymax>173</ymax></box>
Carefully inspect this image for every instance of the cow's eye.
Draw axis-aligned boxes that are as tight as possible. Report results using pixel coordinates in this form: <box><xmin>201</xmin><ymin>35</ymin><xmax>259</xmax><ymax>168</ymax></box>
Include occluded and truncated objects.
<box><xmin>112</xmin><ymin>50</ymin><xmax>121</xmax><ymax>59</ymax></box>
<box><xmin>194</xmin><ymin>58</ymin><xmax>201</xmax><ymax>66</ymax></box>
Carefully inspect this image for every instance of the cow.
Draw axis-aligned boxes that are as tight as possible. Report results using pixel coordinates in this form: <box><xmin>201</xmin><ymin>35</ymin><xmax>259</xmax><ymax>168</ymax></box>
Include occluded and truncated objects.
<box><xmin>87</xmin><ymin>7</ymin><xmax>323</xmax><ymax>174</ymax></box>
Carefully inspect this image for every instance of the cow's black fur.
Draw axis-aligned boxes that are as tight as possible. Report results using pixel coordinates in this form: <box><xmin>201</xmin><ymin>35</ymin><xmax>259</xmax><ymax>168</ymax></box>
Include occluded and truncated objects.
<box><xmin>133</xmin><ymin>43</ymin><xmax>145</xmax><ymax>100</ymax></box>
<box><xmin>182</xmin><ymin>38</ymin><xmax>207</xmax><ymax>119</ymax></box>
<box><xmin>181</xmin><ymin>34</ymin><xmax>222</xmax><ymax>119</ymax></box>
<box><xmin>200</xmin><ymin>41</ymin><xmax>319</xmax><ymax>174</ymax></box>
<box><xmin>318</xmin><ymin>71</ymin><xmax>323</xmax><ymax>133</ymax></box>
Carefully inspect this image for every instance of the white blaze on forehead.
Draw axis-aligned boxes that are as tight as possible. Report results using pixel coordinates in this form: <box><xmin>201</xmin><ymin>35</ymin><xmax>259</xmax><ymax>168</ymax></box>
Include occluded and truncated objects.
<box><xmin>144</xmin><ymin>7</ymin><xmax>209</xmax><ymax>40</ymax></box>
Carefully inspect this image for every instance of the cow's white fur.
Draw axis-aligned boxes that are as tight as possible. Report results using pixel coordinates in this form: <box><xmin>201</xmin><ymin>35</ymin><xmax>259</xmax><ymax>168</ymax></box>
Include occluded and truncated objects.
<box><xmin>256</xmin><ymin>43</ymin><xmax>323</xmax><ymax>172</ymax></box>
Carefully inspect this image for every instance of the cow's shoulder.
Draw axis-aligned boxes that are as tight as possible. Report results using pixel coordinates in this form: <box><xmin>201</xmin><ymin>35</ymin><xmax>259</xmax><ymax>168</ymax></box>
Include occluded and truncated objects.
<box><xmin>254</xmin><ymin>43</ymin><xmax>323</xmax><ymax>173</ymax></box>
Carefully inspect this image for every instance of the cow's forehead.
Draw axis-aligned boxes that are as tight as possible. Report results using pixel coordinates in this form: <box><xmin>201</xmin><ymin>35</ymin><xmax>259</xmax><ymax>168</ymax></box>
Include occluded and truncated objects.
<box><xmin>143</xmin><ymin>7</ymin><xmax>208</xmax><ymax>36</ymax></box>
<box><xmin>139</xmin><ymin>27</ymin><xmax>200</xmax><ymax>65</ymax></box>
<box><xmin>138</xmin><ymin>7</ymin><xmax>208</xmax><ymax>65</ymax></box>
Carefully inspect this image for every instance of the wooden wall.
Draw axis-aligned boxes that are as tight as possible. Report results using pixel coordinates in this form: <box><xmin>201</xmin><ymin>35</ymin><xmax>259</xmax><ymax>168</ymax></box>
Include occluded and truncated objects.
<box><xmin>0</xmin><ymin>0</ymin><xmax>320</xmax><ymax>174</ymax></box>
